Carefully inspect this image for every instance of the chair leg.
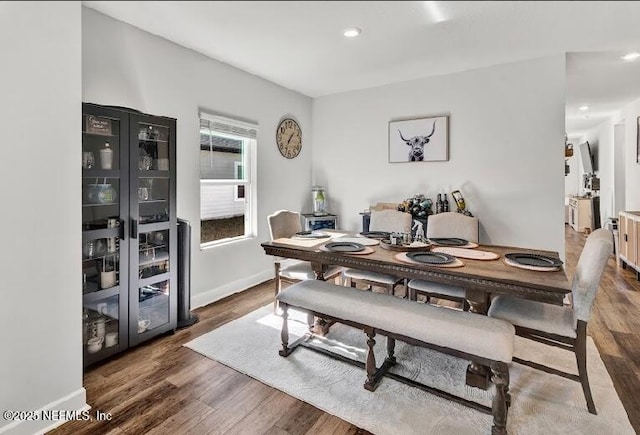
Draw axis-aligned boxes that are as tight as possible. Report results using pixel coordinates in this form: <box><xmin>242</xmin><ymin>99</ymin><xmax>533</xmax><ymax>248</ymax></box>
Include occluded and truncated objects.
<box><xmin>576</xmin><ymin>321</ymin><xmax>597</xmax><ymax>414</ymax></box>
<box><xmin>273</xmin><ymin>263</ymin><xmax>281</xmax><ymax>313</ymax></box>
<box><xmin>388</xmin><ymin>283</ymin><xmax>395</xmax><ymax>296</ymax></box>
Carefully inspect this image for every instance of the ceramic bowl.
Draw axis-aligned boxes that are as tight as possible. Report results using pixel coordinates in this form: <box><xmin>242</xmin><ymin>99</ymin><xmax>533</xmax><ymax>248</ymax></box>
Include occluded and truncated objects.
<box><xmin>138</xmin><ymin>319</ymin><xmax>151</xmax><ymax>333</ymax></box>
<box><xmin>105</xmin><ymin>332</ymin><xmax>118</xmax><ymax>348</ymax></box>
<box><xmin>87</xmin><ymin>336</ymin><xmax>103</xmax><ymax>354</ymax></box>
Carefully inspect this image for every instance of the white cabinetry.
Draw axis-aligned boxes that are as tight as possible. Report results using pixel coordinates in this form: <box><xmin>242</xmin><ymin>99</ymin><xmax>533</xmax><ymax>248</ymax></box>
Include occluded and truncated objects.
<box><xmin>568</xmin><ymin>196</ymin><xmax>593</xmax><ymax>232</ymax></box>
<box><xmin>618</xmin><ymin>211</ymin><xmax>640</xmax><ymax>280</ymax></box>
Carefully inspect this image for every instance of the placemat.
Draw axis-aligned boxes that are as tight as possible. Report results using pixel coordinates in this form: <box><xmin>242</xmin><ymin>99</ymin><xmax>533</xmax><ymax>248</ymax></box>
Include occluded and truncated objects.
<box><xmin>272</xmin><ymin>237</ymin><xmax>328</xmax><ymax>248</ymax></box>
<box><xmin>503</xmin><ymin>257</ymin><xmax>560</xmax><ymax>272</ymax></box>
<box><xmin>431</xmin><ymin>242</ymin><xmax>479</xmax><ymax>249</ymax></box>
<box><xmin>320</xmin><ymin>245</ymin><xmax>375</xmax><ymax>255</ymax></box>
<box><xmin>393</xmin><ymin>252</ymin><xmax>465</xmax><ymax>268</ymax></box>
<box><xmin>432</xmin><ymin>247</ymin><xmax>499</xmax><ymax>260</ymax></box>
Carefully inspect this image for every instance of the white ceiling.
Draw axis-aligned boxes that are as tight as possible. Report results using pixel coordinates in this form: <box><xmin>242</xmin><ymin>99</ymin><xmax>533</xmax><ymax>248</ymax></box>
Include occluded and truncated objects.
<box><xmin>83</xmin><ymin>1</ymin><xmax>640</xmax><ymax>134</ymax></box>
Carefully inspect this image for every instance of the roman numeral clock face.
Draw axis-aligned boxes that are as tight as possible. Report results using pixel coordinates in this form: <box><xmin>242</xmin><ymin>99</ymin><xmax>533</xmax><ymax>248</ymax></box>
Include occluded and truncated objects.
<box><xmin>276</xmin><ymin>118</ymin><xmax>302</xmax><ymax>159</ymax></box>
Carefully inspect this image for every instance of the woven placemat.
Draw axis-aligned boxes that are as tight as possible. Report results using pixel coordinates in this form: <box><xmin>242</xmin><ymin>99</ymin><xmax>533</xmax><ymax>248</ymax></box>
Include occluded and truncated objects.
<box><xmin>503</xmin><ymin>257</ymin><xmax>560</xmax><ymax>272</ymax></box>
<box><xmin>432</xmin><ymin>247</ymin><xmax>499</xmax><ymax>260</ymax></box>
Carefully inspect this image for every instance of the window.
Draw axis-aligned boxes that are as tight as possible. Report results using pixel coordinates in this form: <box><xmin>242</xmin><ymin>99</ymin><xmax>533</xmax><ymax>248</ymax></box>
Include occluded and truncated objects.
<box><xmin>199</xmin><ymin>112</ymin><xmax>257</xmax><ymax>246</ymax></box>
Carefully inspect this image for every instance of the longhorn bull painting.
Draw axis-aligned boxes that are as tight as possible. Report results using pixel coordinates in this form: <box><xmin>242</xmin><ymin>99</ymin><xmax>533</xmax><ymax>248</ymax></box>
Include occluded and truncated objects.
<box><xmin>388</xmin><ymin>115</ymin><xmax>449</xmax><ymax>162</ymax></box>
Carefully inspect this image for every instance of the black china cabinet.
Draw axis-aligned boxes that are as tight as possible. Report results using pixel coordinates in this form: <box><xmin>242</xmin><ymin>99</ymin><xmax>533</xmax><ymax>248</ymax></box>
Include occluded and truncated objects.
<box><xmin>82</xmin><ymin>103</ymin><xmax>177</xmax><ymax>367</ymax></box>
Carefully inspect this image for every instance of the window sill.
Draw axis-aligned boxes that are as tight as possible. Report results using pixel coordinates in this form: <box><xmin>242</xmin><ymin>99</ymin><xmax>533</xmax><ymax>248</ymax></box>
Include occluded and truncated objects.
<box><xmin>200</xmin><ymin>235</ymin><xmax>255</xmax><ymax>250</ymax></box>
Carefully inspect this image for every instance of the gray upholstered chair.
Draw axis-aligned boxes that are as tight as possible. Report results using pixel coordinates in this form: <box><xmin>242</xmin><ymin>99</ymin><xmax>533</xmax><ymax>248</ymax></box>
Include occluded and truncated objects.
<box><xmin>267</xmin><ymin>210</ymin><xmax>342</xmax><ymax>310</ymax></box>
<box><xmin>342</xmin><ymin>209</ymin><xmax>411</xmax><ymax>296</ymax></box>
<box><xmin>408</xmin><ymin>212</ymin><xmax>479</xmax><ymax>309</ymax></box>
<box><xmin>487</xmin><ymin>228</ymin><xmax>612</xmax><ymax>414</ymax></box>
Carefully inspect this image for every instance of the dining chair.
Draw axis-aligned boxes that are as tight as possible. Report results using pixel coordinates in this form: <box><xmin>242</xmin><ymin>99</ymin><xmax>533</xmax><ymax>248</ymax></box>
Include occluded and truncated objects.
<box><xmin>408</xmin><ymin>212</ymin><xmax>479</xmax><ymax>309</ymax></box>
<box><xmin>267</xmin><ymin>210</ymin><xmax>342</xmax><ymax>311</ymax></box>
<box><xmin>342</xmin><ymin>209</ymin><xmax>411</xmax><ymax>296</ymax></box>
<box><xmin>487</xmin><ymin>228</ymin><xmax>612</xmax><ymax>414</ymax></box>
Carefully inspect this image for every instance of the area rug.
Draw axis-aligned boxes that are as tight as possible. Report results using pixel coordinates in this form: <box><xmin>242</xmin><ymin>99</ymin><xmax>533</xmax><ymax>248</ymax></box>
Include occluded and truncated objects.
<box><xmin>184</xmin><ymin>305</ymin><xmax>633</xmax><ymax>434</ymax></box>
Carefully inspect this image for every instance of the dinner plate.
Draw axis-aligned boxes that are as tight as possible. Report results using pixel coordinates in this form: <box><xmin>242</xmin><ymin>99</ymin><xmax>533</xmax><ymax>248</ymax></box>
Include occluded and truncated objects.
<box><xmin>428</xmin><ymin>238</ymin><xmax>469</xmax><ymax>247</ymax></box>
<box><xmin>359</xmin><ymin>231</ymin><xmax>391</xmax><ymax>239</ymax></box>
<box><xmin>406</xmin><ymin>251</ymin><xmax>455</xmax><ymax>265</ymax></box>
<box><xmin>324</xmin><ymin>242</ymin><xmax>365</xmax><ymax>252</ymax></box>
<box><xmin>504</xmin><ymin>253</ymin><xmax>563</xmax><ymax>268</ymax></box>
<box><xmin>294</xmin><ymin>231</ymin><xmax>330</xmax><ymax>239</ymax></box>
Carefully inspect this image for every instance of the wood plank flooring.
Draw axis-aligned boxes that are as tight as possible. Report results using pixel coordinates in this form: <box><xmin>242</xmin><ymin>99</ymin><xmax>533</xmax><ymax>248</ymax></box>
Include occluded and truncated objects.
<box><xmin>51</xmin><ymin>226</ymin><xmax>640</xmax><ymax>434</ymax></box>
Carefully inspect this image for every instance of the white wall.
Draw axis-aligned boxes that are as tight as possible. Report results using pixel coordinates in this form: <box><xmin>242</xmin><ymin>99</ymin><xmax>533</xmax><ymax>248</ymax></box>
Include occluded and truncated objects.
<box><xmin>313</xmin><ymin>56</ymin><xmax>567</xmax><ymax>257</ymax></box>
<box><xmin>0</xmin><ymin>3</ymin><xmax>86</xmax><ymax>434</ymax></box>
<box><xmin>82</xmin><ymin>8</ymin><xmax>313</xmax><ymax>305</ymax></box>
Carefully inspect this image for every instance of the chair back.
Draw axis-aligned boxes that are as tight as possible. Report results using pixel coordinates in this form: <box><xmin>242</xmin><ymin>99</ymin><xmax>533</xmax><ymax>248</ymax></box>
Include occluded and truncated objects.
<box><xmin>268</xmin><ymin>210</ymin><xmax>302</xmax><ymax>240</ymax></box>
<box><xmin>571</xmin><ymin>228</ymin><xmax>612</xmax><ymax>323</ymax></box>
<box><xmin>426</xmin><ymin>212</ymin><xmax>479</xmax><ymax>243</ymax></box>
<box><xmin>370</xmin><ymin>210</ymin><xmax>412</xmax><ymax>233</ymax></box>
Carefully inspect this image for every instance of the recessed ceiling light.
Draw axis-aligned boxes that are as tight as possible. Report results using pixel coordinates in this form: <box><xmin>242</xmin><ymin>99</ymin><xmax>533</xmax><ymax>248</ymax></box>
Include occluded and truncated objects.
<box><xmin>621</xmin><ymin>52</ymin><xmax>640</xmax><ymax>61</ymax></box>
<box><xmin>343</xmin><ymin>27</ymin><xmax>362</xmax><ymax>38</ymax></box>
<box><xmin>578</xmin><ymin>105</ymin><xmax>589</xmax><ymax>111</ymax></box>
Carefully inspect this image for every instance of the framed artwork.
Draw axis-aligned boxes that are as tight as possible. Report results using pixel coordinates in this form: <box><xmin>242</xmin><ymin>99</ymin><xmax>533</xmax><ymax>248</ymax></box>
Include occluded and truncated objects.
<box><xmin>389</xmin><ymin>115</ymin><xmax>449</xmax><ymax>162</ymax></box>
<box><xmin>637</xmin><ymin>116</ymin><xmax>640</xmax><ymax>164</ymax></box>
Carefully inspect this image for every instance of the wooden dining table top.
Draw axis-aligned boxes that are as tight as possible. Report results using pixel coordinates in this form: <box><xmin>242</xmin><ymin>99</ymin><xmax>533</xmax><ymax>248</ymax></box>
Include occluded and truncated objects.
<box><xmin>261</xmin><ymin>232</ymin><xmax>571</xmax><ymax>305</ymax></box>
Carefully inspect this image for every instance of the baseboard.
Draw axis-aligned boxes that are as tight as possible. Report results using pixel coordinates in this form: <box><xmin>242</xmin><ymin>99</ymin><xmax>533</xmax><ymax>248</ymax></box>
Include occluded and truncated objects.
<box><xmin>0</xmin><ymin>388</ymin><xmax>88</xmax><ymax>435</ymax></box>
<box><xmin>191</xmin><ymin>269</ymin><xmax>273</xmax><ymax>309</ymax></box>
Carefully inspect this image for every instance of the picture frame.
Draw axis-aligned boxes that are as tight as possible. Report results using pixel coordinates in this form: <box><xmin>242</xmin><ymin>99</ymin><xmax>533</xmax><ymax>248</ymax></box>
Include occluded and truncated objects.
<box><xmin>637</xmin><ymin>116</ymin><xmax>640</xmax><ymax>164</ymax></box>
<box><xmin>388</xmin><ymin>115</ymin><xmax>449</xmax><ymax>163</ymax></box>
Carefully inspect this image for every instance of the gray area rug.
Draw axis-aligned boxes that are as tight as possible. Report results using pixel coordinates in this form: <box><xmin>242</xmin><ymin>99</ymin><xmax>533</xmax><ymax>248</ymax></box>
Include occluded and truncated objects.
<box><xmin>185</xmin><ymin>305</ymin><xmax>633</xmax><ymax>434</ymax></box>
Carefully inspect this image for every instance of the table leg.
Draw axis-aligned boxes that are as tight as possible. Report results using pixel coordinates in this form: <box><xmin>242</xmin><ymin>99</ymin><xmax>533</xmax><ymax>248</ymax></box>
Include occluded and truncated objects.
<box><xmin>311</xmin><ymin>262</ymin><xmax>331</xmax><ymax>335</ymax></box>
<box><xmin>465</xmin><ymin>288</ymin><xmax>491</xmax><ymax>390</ymax></box>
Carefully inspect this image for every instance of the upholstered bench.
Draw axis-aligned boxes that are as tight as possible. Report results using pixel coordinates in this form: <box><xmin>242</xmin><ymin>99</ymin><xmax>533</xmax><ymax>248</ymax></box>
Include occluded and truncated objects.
<box><xmin>277</xmin><ymin>280</ymin><xmax>515</xmax><ymax>435</ymax></box>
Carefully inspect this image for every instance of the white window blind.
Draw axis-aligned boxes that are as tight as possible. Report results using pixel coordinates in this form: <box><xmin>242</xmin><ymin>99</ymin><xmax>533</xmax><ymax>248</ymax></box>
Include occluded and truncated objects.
<box><xmin>199</xmin><ymin>112</ymin><xmax>258</xmax><ymax>139</ymax></box>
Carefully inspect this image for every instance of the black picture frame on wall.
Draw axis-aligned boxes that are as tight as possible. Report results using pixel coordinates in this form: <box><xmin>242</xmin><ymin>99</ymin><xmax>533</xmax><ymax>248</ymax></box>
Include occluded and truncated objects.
<box><xmin>637</xmin><ymin>116</ymin><xmax>640</xmax><ymax>163</ymax></box>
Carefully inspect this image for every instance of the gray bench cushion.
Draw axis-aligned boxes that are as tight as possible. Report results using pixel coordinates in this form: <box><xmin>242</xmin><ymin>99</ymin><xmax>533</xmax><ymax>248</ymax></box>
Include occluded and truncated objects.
<box><xmin>278</xmin><ymin>280</ymin><xmax>514</xmax><ymax>363</ymax></box>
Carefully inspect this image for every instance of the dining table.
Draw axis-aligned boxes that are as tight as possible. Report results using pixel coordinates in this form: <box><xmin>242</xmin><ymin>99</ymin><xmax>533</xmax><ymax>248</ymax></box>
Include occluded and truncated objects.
<box><xmin>261</xmin><ymin>230</ymin><xmax>571</xmax><ymax>389</ymax></box>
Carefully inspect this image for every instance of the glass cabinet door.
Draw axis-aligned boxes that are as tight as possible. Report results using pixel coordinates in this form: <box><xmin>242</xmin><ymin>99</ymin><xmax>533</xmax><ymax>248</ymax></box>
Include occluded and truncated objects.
<box><xmin>130</xmin><ymin>115</ymin><xmax>176</xmax><ymax>344</ymax></box>
<box><xmin>81</xmin><ymin>107</ymin><xmax>129</xmax><ymax>363</ymax></box>
<box><xmin>137</xmin><ymin>229</ymin><xmax>171</xmax><ymax>335</ymax></box>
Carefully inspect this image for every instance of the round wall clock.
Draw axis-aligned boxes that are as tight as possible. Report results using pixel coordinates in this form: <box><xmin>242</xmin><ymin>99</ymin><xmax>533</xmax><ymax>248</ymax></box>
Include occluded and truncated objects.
<box><xmin>276</xmin><ymin>118</ymin><xmax>302</xmax><ymax>159</ymax></box>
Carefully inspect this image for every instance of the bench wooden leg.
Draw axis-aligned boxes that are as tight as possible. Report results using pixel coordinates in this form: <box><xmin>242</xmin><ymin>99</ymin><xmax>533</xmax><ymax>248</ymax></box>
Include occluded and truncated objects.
<box><xmin>364</xmin><ymin>328</ymin><xmax>378</xmax><ymax>391</ymax></box>
<box><xmin>386</xmin><ymin>337</ymin><xmax>397</xmax><ymax>365</ymax></box>
<box><xmin>279</xmin><ymin>304</ymin><xmax>292</xmax><ymax>357</ymax></box>
<box><xmin>490</xmin><ymin>362</ymin><xmax>509</xmax><ymax>435</ymax></box>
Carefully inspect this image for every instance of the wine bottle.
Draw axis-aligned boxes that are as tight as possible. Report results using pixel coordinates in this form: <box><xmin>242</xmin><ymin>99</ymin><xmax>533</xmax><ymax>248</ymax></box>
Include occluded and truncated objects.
<box><xmin>436</xmin><ymin>194</ymin><xmax>443</xmax><ymax>214</ymax></box>
<box><xmin>443</xmin><ymin>194</ymin><xmax>449</xmax><ymax>212</ymax></box>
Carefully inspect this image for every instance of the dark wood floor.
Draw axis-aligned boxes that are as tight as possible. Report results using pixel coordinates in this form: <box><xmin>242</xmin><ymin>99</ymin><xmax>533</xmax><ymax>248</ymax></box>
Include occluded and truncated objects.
<box><xmin>51</xmin><ymin>226</ymin><xmax>640</xmax><ymax>434</ymax></box>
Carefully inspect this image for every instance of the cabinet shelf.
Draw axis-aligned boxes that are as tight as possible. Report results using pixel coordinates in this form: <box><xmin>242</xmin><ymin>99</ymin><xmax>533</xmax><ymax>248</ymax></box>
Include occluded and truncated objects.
<box><xmin>139</xmin><ymin>250</ymin><xmax>169</xmax><ymax>266</ymax></box>
<box><xmin>82</xmin><ymin>169</ymin><xmax>121</xmax><ymax>178</ymax></box>
<box><xmin>82</xmin><ymin>202</ymin><xmax>118</xmax><ymax>208</ymax></box>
